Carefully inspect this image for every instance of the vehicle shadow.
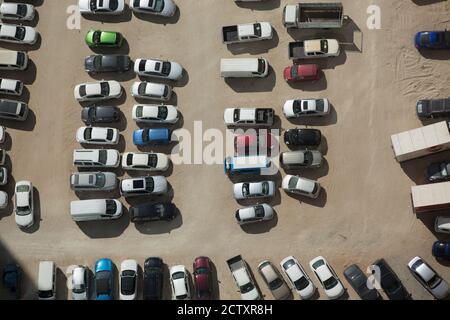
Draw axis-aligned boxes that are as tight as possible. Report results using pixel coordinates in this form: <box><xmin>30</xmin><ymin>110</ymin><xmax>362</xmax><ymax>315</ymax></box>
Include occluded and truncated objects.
<box><xmin>133</xmin><ymin>7</ymin><xmax>180</xmax><ymax>24</ymax></box>
<box><xmin>0</xmin><ymin>59</ymin><xmax>37</xmax><ymax>85</ymax></box>
<box><xmin>88</xmin><ymin>68</ymin><xmax>136</xmax><ymax>82</ymax></box>
<box><xmin>209</xmin><ymin>260</ymin><xmax>221</xmax><ymax>300</ymax></box>
<box><xmin>75</xmin><ymin>207</ymin><xmax>130</xmax><ymax>239</ymax></box>
<box><xmin>285</xmin><ymin>187</ymin><xmax>327</xmax><ymax>208</ymax></box>
<box><xmin>21</xmin><ymin>186</ymin><xmax>40</xmax><ymax>234</ymax></box>
<box><xmin>412</xmin><ymin>0</ymin><xmax>447</xmax><ymax>5</ymax></box>
<box><xmin>90</xmin><ymin>37</ymin><xmax>131</xmax><ymax>55</ymax></box>
<box><xmin>56</xmin><ymin>268</ymin><xmax>68</xmax><ymax>300</ymax></box>
<box><xmin>227</xmin><ymin>29</ymin><xmax>280</xmax><ymax>55</ymax></box>
<box><xmin>162</xmin><ymin>263</ymin><xmax>171</xmax><ymax>300</ymax></box>
<box><xmin>235</xmin><ymin>0</ymin><xmax>281</xmax><ymax>10</ymax></box>
<box><xmin>224</xmin><ymin>66</ymin><xmax>276</xmax><ymax>93</ymax></box>
<box><xmin>418</xmin><ymin>49</ymin><xmax>450</xmax><ymax>60</ymax></box>
<box><xmin>0</xmin><ymin>108</ymin><xmax>36</xmax><ymax>131</ymax></box>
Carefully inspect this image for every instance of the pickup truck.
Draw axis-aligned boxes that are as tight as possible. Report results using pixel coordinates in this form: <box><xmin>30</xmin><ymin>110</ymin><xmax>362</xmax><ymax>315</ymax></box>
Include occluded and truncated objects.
<box><xmin>289</xmin><ymin>39</ymin><xmax>340</xmax><ymax>59</ymax></box>
<box><xmin>283</xmin><ymin>2</ymin><xmax>344</xmax><ymax>29</ymax></box>
<box><xmin>223</xmin><ymin>108</ymin><xmax>274</xmax><ymax>127</ymax></box>
<box><xmin>222</xmin><ymin>22</ymin><xmax>273</xmax><ymax>44</ymax></box>
<box><xmin>226</xmin><ymin>255</ymin><xmax>260</xmax><ymax>300</ymax></box>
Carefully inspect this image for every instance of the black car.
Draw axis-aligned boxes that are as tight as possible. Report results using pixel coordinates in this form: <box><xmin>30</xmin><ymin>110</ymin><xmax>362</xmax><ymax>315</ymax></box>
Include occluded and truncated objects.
<box><xmin>130</xmin><ymin>202</ymin><xmax>176</xmax><ymax>223</ymax></box>
<box><xmin>84</xmin><ymin>54</ymin><xmax>131</xmax><ymax>73</ymax></box>
<box><xmin>2</xmin><ymin>264</ymin><xmax>20</xmax><ymax>299</ymax></box>
<box><xmin>284</xmin><ymin>128</ymin><xmax>321</xmax><ymax>147</ymax></box>
<box><xmin>343</xmin><ymin>264</ymin><xmax>380</xmax><ymax>300</ymax></box>
<box><xmin>372</xmin><ymin>259</ymin><xmax>410</xmax><ymax>300</ymax></box>
<box><xmin>427</xmin><ymin>162</ymin><xmax>450</xmax><ymax>183</ymax></box>
<box><xmin>416</xmin><ymin>99</ymin><xmax>450</xmax><ymax>119</ymax></box>
<box><xmin>81</xmin><ymin>106</ymin><xmax>120</xmax><ymax>124</ymax></box>
<box><xmin>432</xmin><ymin>241</ymin><xmax>450</xmax><ymax>259</ymax></box>
<box><xmin>143</xmin><ymin>257</ymin><xmax>164</xmax><ymax>300</ymax></box>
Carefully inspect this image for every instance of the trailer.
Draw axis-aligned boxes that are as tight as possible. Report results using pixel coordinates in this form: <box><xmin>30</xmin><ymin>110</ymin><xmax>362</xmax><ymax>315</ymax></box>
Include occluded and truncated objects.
<box><xmin>283</xmin><ymin>2</ymin><xmax>344</xmax><ymax>29</ymax></box>
<box><xmin>411</xmin><ymin>181</ymin><xmax>450</xmax><ymax>214</ymax></box>
<box><xmin>390</xmin><ymin>121</ymin><xmax>450</xmax><ymax>163</ymax></box>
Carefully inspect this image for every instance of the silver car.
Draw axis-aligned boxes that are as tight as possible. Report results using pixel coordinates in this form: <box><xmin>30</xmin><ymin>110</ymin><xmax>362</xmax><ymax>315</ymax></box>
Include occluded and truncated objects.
<box><xmin>280</xmin><ymin>150</ymin><xmax>323</xmax><ymax>168</ymax></box>
<box><xmin>70</xmin><ymin>172</ymin><xmax>117</xmax><ymax>192</ymax></box>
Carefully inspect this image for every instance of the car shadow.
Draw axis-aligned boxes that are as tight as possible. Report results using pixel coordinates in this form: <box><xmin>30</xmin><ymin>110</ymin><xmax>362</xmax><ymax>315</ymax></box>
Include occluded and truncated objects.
<box><xmin>285</xmin><ymin>187</ymin><xmax>328</xmax><ymax>208</ymax></box>
<box><xmin>224</xmin><ymin>65</ymin><xmax>276</xmax><ymax>93</ymax></box>
<box><xmin>227</xmin><ymin>28</ymin><xmax>280</xmax><ymax>55</ymax></box>
<box><xmin>209</xmin><ymin>260</ymin><xmax>221</xmax><ymax>300</ymax></box>
<box><xmin>21</xmin><ymin>186</ymin><xmax>40</xmax><ymax>234</ymax></box>
<box><xmin>89</xmin><ymin>37</ymin><xmax>131</xmax><ymax>55</ymax></box>
<box><xmin>75</xmin><ymin>207</ymin><xmax>130</xmax><ymax>239</ymax></box>
<box><xmin>235</xmin><ymin>0</ymin><xmax>281</xmax><ymax>10</ymax></box>
<box><xmin>0</xmin><ymin>59</ymin><xmax>37</xmax><ymax>85</ymax></box>
<box><xmin>88</xmin><ymin>68</ymin><xmax>136</xmax><ymax>82</ymax></box>
<box><xmin>0</xmin><ymin>108</ymin><xmax>36</xmax><ymax>131</ymax></box>
<box><xmin>56</xmin><ymin>268</ymin><xmax>68</xmax><ymax>300</ymax></box>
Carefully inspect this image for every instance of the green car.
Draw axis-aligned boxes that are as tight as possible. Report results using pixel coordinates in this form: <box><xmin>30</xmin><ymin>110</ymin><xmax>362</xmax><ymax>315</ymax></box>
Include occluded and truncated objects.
<box><xmin>85</xmin><ymin>29</ymin><xmax>123</xmax><ymax>48</ymax></box>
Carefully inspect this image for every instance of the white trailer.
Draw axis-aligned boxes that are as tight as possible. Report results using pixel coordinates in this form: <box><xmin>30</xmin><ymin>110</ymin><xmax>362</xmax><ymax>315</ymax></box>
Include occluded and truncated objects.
<box><xmin>411</xmin><ymin>181</ymin><xmax>450</xmax><ymax>214</ymax></box>
<box><xmin>390</xmin><ymin>121</ymin><xmax>450</xmax><ymax>162</ymax></box>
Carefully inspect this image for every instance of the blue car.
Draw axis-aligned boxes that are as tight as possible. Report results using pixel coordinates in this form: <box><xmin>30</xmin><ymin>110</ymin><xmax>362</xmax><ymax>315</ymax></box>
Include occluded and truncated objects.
<box><xmin>133</xmin><ymin>128</ymin><xmax>171</xmax><ymax>146</ymax></box>
<box><xmin>432</xmin><ymin>241</ymin><xmax>450</xmax><ymax>259</ymax></box>
<box><xmin>94</xmin><ymin>258</ymin><xmax>114</xmax><ymax>300</ymax></box>
<box><xmin>415</xmin><ymin>31</ymin><xmax>450</xmax><ymax>49</ymax></box>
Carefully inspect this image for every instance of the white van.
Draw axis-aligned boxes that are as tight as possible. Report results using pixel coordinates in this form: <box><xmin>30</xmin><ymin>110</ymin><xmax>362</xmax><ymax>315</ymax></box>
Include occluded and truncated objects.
<box><xmin>70</xmin><ymin>199</ymin><xmax>123</xmax><ymax>222</ymax></box>
<box><xmin>38</xmin><ymin>261</ymin><xmax>56</xmax><ymax>300</ymax></box>
<box><xmin>220</xmin><ymin>58</ymin><xmax>269</xmax><ymax>78</ymax></box>
<box><xmin>0</xmin><ymin>50</ymin><xmax>28</xmax><ymax>70</ymax></box>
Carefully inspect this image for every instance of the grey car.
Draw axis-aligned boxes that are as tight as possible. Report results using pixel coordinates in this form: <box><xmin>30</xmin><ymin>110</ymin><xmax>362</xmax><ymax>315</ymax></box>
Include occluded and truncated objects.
<box><xmin>343</xmin><ymin>264</ymin><xmax>380</xmax><ymax>300</ymax></box>
<box><xmin>280</xmin><ymin>150</ymin><xmax>323</xmax><ymax>168</ymax></box>
<box><xmin>84</xmin><ymin>54</ymin><xmax>131</xmax><ymax>73</ymax></box>
<box><xmin>0</xmin><ymin>99</ymin><xmax>28</xmax><ymax>121</ymax></box>
<box><xmin>70</xmin><ymin>172</ymin><xmax>117</xmax><ymax>192</ymax></box>
<box><xmin>81</xmin><ymin>106</ymin><xmax>120</xmax><ymax>124</ymax></box>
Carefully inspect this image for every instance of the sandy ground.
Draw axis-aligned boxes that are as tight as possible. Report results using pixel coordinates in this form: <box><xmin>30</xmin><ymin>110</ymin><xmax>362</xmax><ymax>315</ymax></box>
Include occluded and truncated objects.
<box><xmin>1</xmin><ymin>0</ymin><xmax>450</xmax><ymax>300</ymax></box>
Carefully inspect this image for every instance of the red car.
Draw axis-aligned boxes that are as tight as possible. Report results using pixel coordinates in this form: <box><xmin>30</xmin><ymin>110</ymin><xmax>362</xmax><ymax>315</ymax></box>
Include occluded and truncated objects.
<box><xmin>193</xmin><ymin>256</ymin><xmax>213</xmax><ymax>300</ymax></box>
<box><xmin>234</xmin><ymin>132</ymin><xmax>275</xmax><ymax>155</ymax></box>
<box><xmin>283</xmin><ymin>64</ymin><xmax>320</xmax><ymax>82</ymax></box>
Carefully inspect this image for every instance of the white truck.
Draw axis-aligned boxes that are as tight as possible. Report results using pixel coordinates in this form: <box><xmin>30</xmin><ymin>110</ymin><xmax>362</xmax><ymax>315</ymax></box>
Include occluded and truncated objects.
<box><xmin>390</xmin><ymin>121</ymin><xmax>450</xmax><ymax>162</ymax></box>
<box><xmin>283</xmin><ymin>2</ymin><xmax>344</xmax><ymax>29</ymax></box>
<box><xmin>222</xmin><ymin>22</ymin><xmax>273</xmax><ymax>44</ymax></box>
<box><xmin>226</xmin><ymin>255</ymin><xmax>260</xmax><ymax>300</ymax></box>
<box><xmin>411</xmin><ymin>181</ymin><xmax>450</xmax><ymax>214</ymax></box>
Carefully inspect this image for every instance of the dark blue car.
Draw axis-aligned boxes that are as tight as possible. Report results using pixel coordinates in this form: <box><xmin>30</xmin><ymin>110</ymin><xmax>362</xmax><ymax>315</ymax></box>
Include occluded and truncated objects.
<box><xmin>415</xmin><ymin>31</ymin><xmax>450</xmax><ymax>49</ymax></box>
<box><xmin>94</xmin><ymin>258</ymin><xmax>114</xmax><ymax>300</ymax></box>
<box><xmin>133</xmin><ymin>128</ymin><xmax>171</xmax><ymax>146</ymax></box>
<box><xmin>432</xmin><ymin>241</ymin><xmax>450</xmax><ymax>259</ymax></box>
<box><xmin>2</xmin><ymin>264</ymin><xmax>20</xmax><ymax>299</ymax></box>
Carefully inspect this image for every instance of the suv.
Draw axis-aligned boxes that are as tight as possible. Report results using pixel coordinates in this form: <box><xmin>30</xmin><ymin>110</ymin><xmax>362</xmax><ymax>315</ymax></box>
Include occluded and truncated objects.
<box><xmin>416</xmin><ymin>98</ymin><xmax>450</xmax><ymax>119</ymax></box>
<box><xmin>143</xmin><ymin>257</ymin><xmax>164</xmax><ymax>300</ymax></box>
<box><xmin>130</xmin><ymin>202</ymin><xmax>176</xmax><ymax>223</ymax></box>
<box><xmin>0</xmin><ymin>99</ymin><xmax>28</xmax><ymax>121</ymax></box>
<box><xmin>73</xmin><ymin>149</ymin><xmax>120</xmax><ymax>168</ymax></box>
<box><xmin>120</xmin><ymin>176</ymin><xmax>168</xmax><ymax>197</ymax></box>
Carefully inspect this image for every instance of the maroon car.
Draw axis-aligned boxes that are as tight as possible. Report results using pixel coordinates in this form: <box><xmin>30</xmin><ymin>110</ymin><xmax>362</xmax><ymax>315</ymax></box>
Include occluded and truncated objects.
<box><xmin>193</xmin><ymin>256</ymin><xmax>213</xmax><ymax>300</ymax></box>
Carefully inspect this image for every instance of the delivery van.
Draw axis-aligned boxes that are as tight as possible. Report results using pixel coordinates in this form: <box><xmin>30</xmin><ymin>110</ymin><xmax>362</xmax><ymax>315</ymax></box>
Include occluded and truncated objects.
<box><xmin>70</xmin><ymin>199</ymin><xmax>123</xmax><ymax>222</ymax></box>
<box><xmin>220</xmin><ymin>58</ymin><xmax>269</xmax><ymax>78</ymax></box>
<box><xmin>38</xmin><ymin>261</ymin><xmax>56</xmax><ymax>300</ymax></box>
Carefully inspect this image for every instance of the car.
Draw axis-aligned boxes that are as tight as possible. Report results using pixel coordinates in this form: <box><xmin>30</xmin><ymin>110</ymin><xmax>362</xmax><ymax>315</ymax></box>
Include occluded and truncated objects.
<box><xmin>415</xmin><ymin>31</ymin><xmax>450</xmax><ymax>49</ymax></box>
<box><xmin>71</xmin><ymin>266</ymin><xmax>89</xmax><ymax>300</ymax></box>
<box><xmin>130</xmin><ymin>202</ymin><xmax>177</xmax><ymax>223</ymax></box>
<box><xmin>280</xmin><ymin>150</ymin><xmax>323</xmax><ymax>168</ymax></box>
<box><xmin>134</xmin><ymin>58</ymin><xmax>183</xmax><ymax>80</ymax></box>
<box><xmin>84</xmin><ymin>54</ymin><xmax>131</xmax><ymax>73</ymax></box>
<box><xmin>0</xmin><ymin>166</ymin><xmax>7</xmax><ymax>185</ymax></box>
<box><xmin>131</xmin><ymin>81</ymin><xmax>173</xmax><ymax>101</ymax></box>
<box><xmin>0</xmin><ymin>125</ymin><xmax>5</xmax><ymax>143</ymax></box>
<box><xmin>224</xmin><ymin>108</ymin><xmax>274</xmax><ymax>127</ymax></box>
<box><xmin>309</xmin><ymin>256</ymin><xmax>345</xmax><ymax>300</ymax></box>
<box><xmin>0</xmin><ymin>149</ymin><xmax>5</xmax><ymax>166</ymax></box>
<box><xmin>0</xmin><ymin>78</ymin><xmax>23</xmax><ymax>96</ymax></box>
<box><xmin>133</xmin><ymin>128</ymin><xmax>171</xmax><ymax>146</ymax></box>
<box><xmin>283</xmin><ymin>99</ymin><xmax>330</xmax><ymax>118</ymax></box>
<box><xmin>14</xmin><ymin>181</ymin><xmax>33</xmax><ymax>228</ymax></box>
<box><xmin>408</xmin><ymin>256</ymin><xmax>450</xmax><ymax>300</ymax></box>
<box><xmin>0</xmin><ymin>3</ymin><xmax>35</xmax><ymax>21</ymax></box>
<box><xmin>122</xmin><ymin>152</ymin><xmax>169</xmax><ymax>171</ymax></box>
<box><xmin>284</xmin><ymin>128</ymin><xmax>321</xmax><ymax>147</ymax></box>
<box><xmin>234</xmin><ymin>132</ymin><xmax>275</xmax><ymax>155</ymax></box>
<box><xmin>282</xmin><ymin>175</ymin><xmax>321</xmax><ymax>199</ymax></box>
<box><xmin>0</xmin><ymin>99</ymin><xmax>28</xmax><ymax>121</ymax></box>
<box><xmin>85</xmin><ymin>29</ymin><xmax>123</xmax><ymax>48</ymax></box>
<box><xmin>120</xmin><ymin>176</ymin><xmax>168</xmax><ymax>197</ymax></box>
<box><xmin>280</xmin><ymin>256</ymin><xmax>315</xmax><ymax>299</ymax></box>
<box><xmin>79</xmin><ymin>0</ymin><xmax>125</xmax><ymax>14</ymax></box>
<box><xmin>427</xmin><ymin>162</ymin><xmax>450</xmax><ymax>182</ymax></box>
<box><xmin>76</xmin><ymin>127</ymin><xmax>119</xmax><ymax>145</ymax></box>
<box><xmin>258</xmin><ymin>260</ymin><xmax>291</xmax><ymax>300</ymax></box>
<box><xmin>343</xmin><ymin>264</ymin><xmax>380</xmax><ymax>300</ymax></box>
<box><xmin>2</xmin><ymin>263</ymin><xmax>20</xmax><ymax>298</ymax></box>
<box><xmin>74</xmin><ymin>81</ymin><xmax>122</xmax><ymax>102</ymax></box>
<box><xmin>372</xmin><ymin>258</ymin><xmax>410</xmax><ymax>300</ymax></box>
<box><xmin>283</xmin><ymin>64</ymin><xmax>320</xmax><ymax>82</ymax></box>
<box><xmin>73</xmin><ymin>149</ymin><xmax>120</xmax><ymax>168</ymax></box>
<box><xmin>0</xmin><ymin>190</ymin><xmax>8</xmax><ymax>209</ymax></box>
<box><xmin>435</xmin><ymin>216</ymin><xmax>450</xmax><ymax>234</ymax></box>
<box><xmin>70</xmin><ymin>172</ymin><xmax>117</xmax><ymax>192</ymax></box>
<box><xmin>120</xmin><ymin>259</ymin><xmax>138</xmax><ymax>300</ymax></box>
<box><xmin>233</xmin><ymin>181</ymin><xmax>275</xmax><ymax>200</ymax></box>
<box><xmin>235</xmin><ymin>204</ymin><xmax>274</xmax><ymax>225</ymax></box>
<box><xmin>81</xmin><ymin>106</ymin><xmax>120</xmax><ymax>124</ymax></box>
<box><xmin>143</xmin><ymin>257</ymin><xmax>164</xmax><ymax>300</ymax></box>
<box><xmin>416</xmin><ymin>98</ymin><xmax>450</xmax><ymax>119</ymax></box>
<box><xmin>432</xmin><ymin>241</ymin><xmax>450</xmax><ymax>260</ymax></box>
<box><xmin>132</xmin><ymin>104</ymin><xmax>178</xmax><ymax>124</ymax></box>
<box><xmin>170</xmin><ymin>265</ymin><xmax>191</xmax><ymax>300</ymax></box>
<box><xmin>0</xmin><ymin>24</ymin><xmax>38</xmax><ymax>45</ymax></box>
<box><xmin>193</xmin><ymin>256</ymin><xmax>213</xmax><ymax>300</ymax></box>
<box><xmin>94</xmin><ymin>258</ymin><xmax>114</xmax><ymax>300</ymax></box>
<box><xmin>130</xmin><ymin>0</ymin><xmax>177</xmax><ymax>16</ymax></box>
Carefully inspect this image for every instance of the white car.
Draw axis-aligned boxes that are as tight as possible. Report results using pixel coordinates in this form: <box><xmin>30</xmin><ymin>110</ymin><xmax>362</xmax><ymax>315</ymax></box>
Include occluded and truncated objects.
<box><xmin>73</xmin><ymin>149</ymin><xmax>120</xmax><ymax>168</ymax></box>
<box><xmin>233</xmin><ymin>181</ymin><xmax>275</xmax><ymax>200</ymax></box>
<box><xmin>0</xmin><ymin>3</ymin><xmax>35</xmax><ymax>21</ymax></box>
<box><xmin>280</xmin><ymin>256</ymin><xmax>315</xmax><ymax>299</ymax></box>
<box><xmin>0</xmin><ymin>24</ymin><xmax>38</xmax><ymax>45</ymax></box>
<box><xmin>74</xmin><ymin>81</ymin><xmax>122</xmax><ymax>102</ymax></box>
<box><xmin>131</xmin><ymin>81</ymin><xmax>172</xmax><ymax>101</ymax></box>
<box><xmin>71</xmin><ymin>266</ymin><xmax>89</xmax><ymax>300</ymax></box>
<box><xmin>76</xmin><ymin>127</ymin><xmax>119</xmax><ymax>145</ymax></box>
<box><xmin>132</xmin><ymin>104</ymin><xmax>178</xmax><ymax>124</ymax></box>
<box><xmin>0</xmin><ymin>125</ymin><xmax>5</xmax><ymax>143</ymax></box>
<box><xmin>120</xmin><ymin>176</ymin><xmax>168</xmax><ymax>197</ymax></box>
<box><xmin>170</xmin><ymin>265</ymin><xmax>191</xmax><ymax>300</ymax></box>
<box><xmin>0</xmin><ymin>190</ymin><xmax>7</xmax><ymax>209</ymax></box>
<box><xmin>435</xmin><ymin>217</ymin><xmax>450</xmax><ymax>234</ymax></box>
<box><xmin>134</xmin><ymin>58</ymin><xmax>183</xmax><ymax>80</ymax></box>
<box><xmin>223</xmin><ymin>108</ymin><xmax>274</xmax><ymax>127</ymax></box>
<box><xmin>408</xmin><ymin>256</ymin><xmax>450</xmax><ymax>300</ymax></box>
<box><xmin>70</xmin><ymin>172</ymin><xmax>117</xmax><ymax>192</ymax></box>
<box><xmin>130</xmin><ymin>0</ymin><xmax>177</xmax><ymax>16</ymax></box>
<box><xmin>235</xmin><ymin>204</ymin><xmax>273</xmax><ymax>225</ymax></box>
<box><xmin>282</xmin><ymin>175</ymin><xmax>321</xmax><ymax>199</ymax></box>
<box><xmin>309</xmin><ymin>256</ymin><xmax>345</xmax><ymax>300</ymax></box>
<box><xmin>120</xmin><ymin>259</ymin><xmax>138</xmax><ymax>300</ymax></box>
<box><xmin>283</xmin><ymin>99</ymin><xmax>330</xmax><ymax>118</ymax></box>
<box><xmin>122</xmin><ymin>152</ymin><xmax>169</xmax><ymax>171</ymax></box>
<box><xmin>0</xmin><ymin>166</ymin><xmax>7</xmax><ymax>185</ymax></box>
<box><xmin>79</xmin><ymin>0</ymin><xmax>125</xmax><ymax>14</ymax></box>
<box><xmin>0</xmin><ymin>78</ymin><xmax>23</xmax><ymax>96</ymax></box>
<box><xmin>14</xmin><ymin>180</ymin><xmax>34</xmax><ymax>228</ymax></box>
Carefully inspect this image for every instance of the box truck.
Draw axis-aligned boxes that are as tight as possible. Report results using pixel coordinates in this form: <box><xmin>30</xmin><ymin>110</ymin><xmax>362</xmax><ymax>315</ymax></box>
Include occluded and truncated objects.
<box><xmin>411</xmin><ymin>181</ymin><xmax>450</xmax><ymax>214</ymax></box>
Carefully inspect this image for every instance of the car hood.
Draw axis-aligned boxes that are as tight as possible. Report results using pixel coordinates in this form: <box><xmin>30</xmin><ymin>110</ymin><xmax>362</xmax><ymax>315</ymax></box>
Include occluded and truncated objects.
<box><xmin>260</xmin><ymin>22</ymin><xmax>273</xmax><ymax>38</ymax></box>
<box><xmin>152</xmin><ymin>176</ymin><xmax>168</xmax><ymax>193</ymax></box>
<box><xmin>326</xmin><ymin>39</ymin><xmax>340</xmax><ymax>54</ymax></box>
<box><xmin>241</xmin><ymin>288</ymin><xmax>260</xmax><ymax>300</ymax></box>
<box><xmin>22</xmin><ymin>27</ymin><xmax>37</xmax><ymax>43</ymax></box>
<box><xmin>325</xmin><ymin>281</ymin><xmax>344</xmax><ymax>299</ymax></box>
<box><xmin>162</xmin><ymin>0</ymin><xmax>177</xmax><ymax>16</ymax></box>
<box><xmin>283</xmin><ymin>100</ymin><xmax>296</xmax><ymax>117</ymax></box>
<box><xmin>223</xmin><ymin>108</ymin><xmax>235</xmax><ymax>124</ymax></box>
<box><xmin>169</xmin><ymin>62</ymin><xmax>183</xmax><ymax>80</ymax></box>
<box><xmin>15</xmin><ymin>212</ymin><xmax>33</xmax><ymax>227</ymax></box>
<box><xmin>156</xmin><ymin>154</ymin><xmax>170</xmax><ymax>170</ymax></box>
<box><xmin>78</xmin><ymin>0</ymin><xmax>91</xmax><ymax>11</ymax></box>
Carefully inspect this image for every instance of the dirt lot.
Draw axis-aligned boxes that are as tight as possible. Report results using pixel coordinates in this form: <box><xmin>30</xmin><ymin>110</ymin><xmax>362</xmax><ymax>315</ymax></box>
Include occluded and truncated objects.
<box><xmin>1</xmin><ymin>0</ymin><xmax>450</xmax><ymax>300</ymax></box>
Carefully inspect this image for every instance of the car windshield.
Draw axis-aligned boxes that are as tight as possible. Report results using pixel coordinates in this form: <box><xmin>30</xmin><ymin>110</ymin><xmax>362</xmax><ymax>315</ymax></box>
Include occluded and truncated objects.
<box><xmin>98</xmin><ymin>150</ymin><xmax>107</xmax><ymax>164</ymax></box>
<box><xmin>154</xmin><ymin>0</ymin><xmax>165</xmax><ymax>12</ymax></box>
<box><xmin>135</xmin><ymin>106</ymin><xmax>143</xmax><ymax>118</ymax></box>
<box><xmin>172</xmin><ymin>271</ymin><xmax>185</xmax><ymax>280</ymax></box>
<box><xmin>17</xmin><ymin>4</ymin><xmax>27</xmax><ymax>17</ymax></box>
<box><xmin>16</xmin><ymin>204</ymin><xmax>31</xmax><ymax>215</ymax></box>
<box><xmin>138</xmin><ymin>83</ymin><xmax>147</xmax><ymax>95</ymax></box>
<box><xmin>254</xmin><ymin>23</ymin><xmax>262</xmax><ymax>37</ymax></box>
<box><xmin>142</xmin><ymin>129</ymin><xmax>150</xmax><ymax>142</ymax></box>
<box><xmin>95</xmin><ymin>273</ymin><xmax>111</xmax><ymax>295</ymax></box>
<box><xmin>233</xmin><ymin>109</ymin><xmax>240</xmax><ymax>122</ymax></box>
<box><xmin>323</xmin><ymin>276</ymin><xmax>338</xmax><ymax>290</ymax></box>
<box><xmin>292</xmin><ymin>100</ymin><xmax>302</xmax><ymax>114</ymax></box>
<box><xmin>288</xmin><ymin>176</ymin><xmax>299</xmax><ymax>189</ymax></box>
<box><xmin>269</xmin><ymin>278</ymin><xmax>283</xmax><ymax>290</ymax></box>
<box><xmin>93</xmin><ymin>31</ymin><xmax>102</xmax><ymax>44</ymax></box>
<box><xmin>262</xmin><ymin>182</ymin><xmax>269</xmax><ymax>194</ymax></box>
<box><xmin>290</xmin><ymin>67</ymin><xmax>298</xmax><ymax>78</ymax></box>
<box><xmin>145</xmin><ymin>178</ymin><xmax>154</xmax><ymax>192</ymax></box>
<box><xmin>38</xmin><ymin>290</ymin><xmax>54</xmax><ymax>299</ymax></box>
<box><xmin>105</xmin><ymin>200</ymin><xmax>117</xmax><ymax>215</ymax></box>
<box><xmin>294</xmin><ymin>276</ymin><xmax>310</xmax><ymax>291</ymax></box>
<box><xmin>84</xmin><ymin>128</ymin><xmax>93</xmax><ymax>140</ymax></box>
<box><xmin>161</xmin><ymin>62</ymin><xmax>171</xmax><ymax>76</ymax></box>
<box><xmin>320</xmin><ymin>40</ymin><xmax>328</xmax><ymax>53</ymax></box>
<box><xmin>304</xmin><ymin>151</ymin><xmax>313</xmax><ymax>165</ymax></box>
<box><xmin>254</xmin><ymin>205</ymin><xmax>265</xmax><ymax>218</ymax></box>
<box><xmin>94</xmin><ymin>173</ymin><xmax>106</xmax><ymax>187</ymax></box>
<box><xmin>106</xmin><ymin>129</ymin><xmax>114</xmax><ymax>141</ymax></box>
<box><xmin>316</xmin><ymin>99</ymin><xmax>324</xmax><ymax>111</ymax></box>
<box><xmin>157</xmin><ymin>106</ymin><xmax>168</xmax><ymax>119</ymax></box>
<box><xmin>73</xmin><ymin>283</ymin><xmax>86</xmax><ymax>294</ymax></box>
<box><xmin>240</xmin><ymin>282</ymin><xmax>255</xmax><ymax>294</ymax></box>
<box><xmin>100</xmin><ymin>82</ymin><xmax>109</xmax><ymax>96</ymax></box>
<box><xmin>257</xmin><ymin>59</ymin><xmax>266</xmax><ymax>74</ymax></box>
<box><xmin>15</xmin><ymin>27</ymin><xmax>26</xmax><ymax>40</ymax></box>
<box><xmin>148</xmin><ymin>154</ymin><xmax>158</xmax><ymax>167</ymax></box>
<box><xmin>121</xmin><ymin>271</ymin><xmax>136</xmax><ymax>295</ymax></box>
<box><xmin>93</xmin><ymin>56</ymin><xmax>102</xmax><ymax>69</ymax></box>
<box><xmin>242</xmin><ymin>183</ymin><xmax>249</xmax><ymax>196</ymax></box>
<box><xmin>196</xmin><ymin>267</ymin><xmax>209</xmax><ymax>275</ymax></box>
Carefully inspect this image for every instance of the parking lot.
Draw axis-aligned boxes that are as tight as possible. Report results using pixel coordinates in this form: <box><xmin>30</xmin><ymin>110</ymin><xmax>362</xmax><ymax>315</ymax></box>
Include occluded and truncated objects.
<box><xmin>1</xmin><ymin>0</ymin><xmax>450</xmax><ymax>299</ymax></box>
